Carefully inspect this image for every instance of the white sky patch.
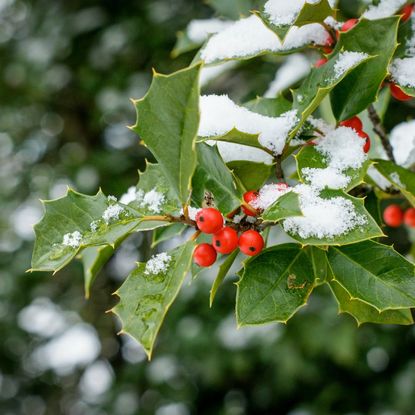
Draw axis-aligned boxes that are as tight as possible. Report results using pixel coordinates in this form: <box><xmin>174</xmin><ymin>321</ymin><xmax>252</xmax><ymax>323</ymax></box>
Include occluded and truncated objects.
<box><xmin>390</xmin><ymin>120</ymin><xmax>415</xmax><ymax>167</ymax></box>
<box><xmin>363</xmin><ymin>0</ymin><xmax>406</xmax><ymax>20</ymax></box>
<box><xmin>252</xmin><ymin>184</ymin><xmax>291</xmax><ymax>210</ymax></box>
<box><xmin>187</xmin><ymin>18</ymin><xmax>233</xmax><ymax>43</ymax></box>
<box><xmin>390</xmin><ymin>57</ymin><xmax>415</xmax><ymax>88</ymax></box>
<box><xmin>144</xmin><ymin>252</ymin><xmax>172</xmax><ymax>276</ymax></box>
<box><xmin>302</xmin><ymin>167</ymin><xmax>351</xmax><ymax>190</ymax></box>
<box><xmin>199</xmin><ymin>94</ymin><xmax>298</xmax><ymax>155</ymax></box>
<box><xmin>102</xmin><ymin>204</ymin><xmax>124</xmax><ymax>224</ymax></box>
<box><xmin>201</xmin><ymin>15</ymin><xmax>330</xmax><ymax>64</ymax></box>
<box><xmin>263</xmin><ymin>0</ymin><xmax>336</xmax><ymax>27</ymax></box>
<box><xmin>265</xmin><ymin>54</ymin><xmax>310</xmax><ymax>97</ymax></box>
<box><xmin>283</xmin><ymin>184</ymin><xmax>367</xmax><ymax>239</ymax></box>
<box><xmin>200</xmin><ymin>61</ymin><xmax>237</xmax><ymax>87</ymax></box>
<box><xmin>333</xmin><ymin>51</ymin><xmax>369</xmax><ymax>79</ymax></box>
<box><xmin>390</xmin><ymin>172</ymin><xmax>406</xmax><ymax>188</ymax></box>
<box><xmin>62</xmin><ymin>231</ymin><xmax>82</xmax><ymax>248</ymax></box>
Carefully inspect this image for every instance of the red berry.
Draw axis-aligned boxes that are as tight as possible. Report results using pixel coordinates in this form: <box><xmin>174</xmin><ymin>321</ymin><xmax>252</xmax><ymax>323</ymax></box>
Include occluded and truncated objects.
<box><xmin>341</xmin><ymin>18</ymin><xmax>359</xmax><ymax>32</ymax></box>
<box><xmin>238</xmin><ymin>230</ymin><xmax>264</xmax><ymax>257</ymax></box>
<box><xmin>383</xmin><ymin>204</ymin><xmax>404</xmax><ymax>227</ymax></box>
<box><xmin>195</xmin><ymin>208</ymin><xmax>223</xmax><ymax>234</ymax></box>
<box><xmin>390</xmin><ymin>83</ymin><xmax>412</xmax><ymax>101</ymax></box>
<box><xmin>212</xmin><ymin>227</ymin><xmax>239</xmax><ymax>254</ymax></box>
<box><xmin>404</xmin><ymin>208</ymin><xmax>415</xmax><ymax>227</ymax></box>
<box><xmin>322</xmin><ymin>34</ymin><xmax>334</xmax><ymax>54</ymax></box>
<box><xmin>339</xmin><ymin>116</ymin><xmax>363</xmax><ymax>132</ymax></box>
<box><xmin>357</xmin><ymin>130</ymin><xmax>371</xmax><ymax>153</ymax></box>
<box><xmin>193</xmin><ymin>244</ymin><xmax>217</xmax><ymax>267</ymax></box>
<box><xmin>401</xmin><ymin>3</ymin><xmax>414</xmax><ymax>22</ymax></box>
<box><xmin>315</xmin><ymin>58</ymin><xmax>328</xmax><ymax>68</ymax></box>
<box><xmin>242</xmin><ymin>191</ymin><xmax>259</xmax><ymax>216</ymax></box>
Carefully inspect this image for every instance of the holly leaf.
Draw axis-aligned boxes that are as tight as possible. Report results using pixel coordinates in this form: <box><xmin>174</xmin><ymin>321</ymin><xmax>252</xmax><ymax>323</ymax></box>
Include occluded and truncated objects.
<box><xmin>308</xmin><ymin>246</ymin><xmax>330</xmax><ymax>285</ymax></box>
<box><xmin>227</xmin><ymin>161</ymin><xmax>273</xmax><ymax>191</ymax></box>
<box><xmin>199</xmin><ymin>128</ymin><xmax>263</xmax><ymax>149</ymax></box>
<box><xmin>132</xmin><ymin>64</ymin><xmax>201</xmax><ymax>204</ymax></box>
<box><xmin>30</xmin><ymin>189</ymin><xmax>148</xmax><ymax>273</ymax></box>
<box><xmin>261</xmin><ymin>191</ymin><xmax>303</xmax><ymax>222</ymax></box>
<box><xmin>236</xmin><ymin>244</ymin><xmax>315</xmax><ymax>325</ymax></box>
<box><xmin>283</xmin><ymin>189</ymin><xmax>384</xmax><ymax>246</ymax></box>
<box><xmin>259</xmin><ymin>0</ymin><xmax>336</xmax><ymax>42</ymax></box>
<box><xmin>327</xmin><ymin>240</ymin><xmax>415</xmax><ymax>312</ymax></box>
<box><xmin>331</xmin><ymin>17</ymin><xmax>400</xmax><ymax>121</ymax></box>
<box><xmin>191</xmin><ymin>143</ymin><xmax>242</xmax><ymax>214</ymax></box>
<box><xmin>373</xmin><ymin>159</ymin><xmax>415</xmax><ymax>207</ymax></box>
<box><xmin>296</xmin><ymin>145</ymin><xmax>372</xmax><ymax>191</ymax></box>
<box><xmin>112</xmin><ymin>241</ymin><xmax>195</xmax><ymax>358</ymax></box>
<box><xmin>172</xmin><ymin>31</ymin><xmax>201</xmax><ymax>58</ymax></box>
<box><xmin>329</xmin><ymin>280</ymin><xmax>414</xmax><ymax>326</ymax></box>
<box><xmin>290</xmin><ymin>49</ymin><xmax>373</xmax><ymax>137</ymax></box>
<box><xmin>243</xmin><ymin>96</ymin><xmax>292</xmax><ymax>116</ymax></box>
<box><xmin>210</xmin><ymin>250</ymin><xmax>239</xmax><ymax>307</ymax></box>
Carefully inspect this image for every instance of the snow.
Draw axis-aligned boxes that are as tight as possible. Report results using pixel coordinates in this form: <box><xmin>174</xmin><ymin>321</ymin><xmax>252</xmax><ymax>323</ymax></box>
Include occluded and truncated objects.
<box><xmin>283</xmin><ymin>184</ymin><xmax>367</xmax><ymax>239</ymax></box>
<box><xmin>390</xmin><ymin>120</ymin><xmax>415</xmax><ymax>167</ymax></box>
<box><xmin>199</xmin><ymin>94</ymin><xmax>298</xmax><ymax>155</ymax></box>
<box><xmin>107</xmin><ymin>195</ymin><xmax>117</xmax><ymax>203</ymax></box>
<box><xmin>390</xmin><ymin>172</ymin><xmax>406</xmax><ymax>189</ymax></box>
<box><xmin>263</xmin><ymin>0</ymin><xmax>336</xmax><ymax>27</ymax></box>
<box><xmin>302</xmin><ymin>167</ymin><xmax>351</xmax><ymax>190</ymax></box>
<box><xmin>120</xmin><ymin>187</ymin><xmax>165</xmax><ymax>214</ymax></box>
<box><xmin>333</xmin><ymin>51</ymin><xmax>369</xmax><ymax>79</ymax></box>
<box><xmin>200</xmin><ymin>62</ymin><xmax>237</xmax><ymax>87</ymax></box>
<box><xmin>308</xmin><ymin>116</ymin><xmax>334</xmax><ymax>135</ymax></box>
<box><xmin>180</xmin><ymin>206</ymin><xmax>201</xmax><ymax>221</ymax></box>
<box><xmin>144</xmin><ymin>252</ymin><xmax>172</xmax><ymax>276</ymax></box>
<box><xmin>90</xmin><ymin>220</ymin><xmax>99</xmax><ymax>232</ymax></box>
<box><xmin>367</xmin><ymin>165</ymin><xmax>391</xmax><ymax>191</ymax></box>
<box><xmin>265</xmin><ymin>54</ymin><xmax>310</xmax><ymax>97</ymax></box>
<box><xmin>201</xmin><ymin>15</ymin><xmax>330</xmax><ymax>64</ymax></box>
<box><xmin>62</xmin><ymin>231</ymin><xmax>82</xmax><ymax>248</ymax></box>
<box><xmin>102</xmin><ymin>204</ymin><xmax>124</xmax><ymax>224</ymax></box>
<box><xmin>390</xmin><ymin>57</ymin><xmax>415</xmax><ymax>88</ymax></box>
<box><xmin>363</xmin><ymin>0</ymin><xmax>406</xmax><ymax>20</ymax></box>
<box><xmin>252</xmin><ymin>184</ymin><xmax>291</xmax><ymax>210</ymax></box>
<box><xmin>187</xmin><ymin>19</ymin><xmax>233</xmax><ymax>43</ymax></box>
<box><xmin>120</xmin><ymin>187</ymin><xmax>143</xmax><ymax>205</ymax></box>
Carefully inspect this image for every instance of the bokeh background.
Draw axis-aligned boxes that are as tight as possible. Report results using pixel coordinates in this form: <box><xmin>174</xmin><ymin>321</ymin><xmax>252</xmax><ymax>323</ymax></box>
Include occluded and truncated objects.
<box><xmin>1</xmin><ymin>0</ymin><xmax>415</xmax><ymax>414</ymax></box>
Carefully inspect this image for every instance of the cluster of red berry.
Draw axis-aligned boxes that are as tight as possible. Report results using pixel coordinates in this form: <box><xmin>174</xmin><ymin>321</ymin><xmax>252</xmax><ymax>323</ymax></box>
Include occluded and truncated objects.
<box><xmin>339</xmin><ymin>116</ymin><xmax>371</xmax><ymax>153</ymax></box>
<box><xmin>315</xmin><ymin>4</ymin><xmax>414</xmax><ymax>103</ymax></box>
<box><xmin>193</xmin><ymin>207</ymin><xmax>265</xmax><ymax>267</ymax></box>
<box><xmin>383</xmin><ymin>205</ymin><xmax>415</xmax><ymax>228</ymax></box>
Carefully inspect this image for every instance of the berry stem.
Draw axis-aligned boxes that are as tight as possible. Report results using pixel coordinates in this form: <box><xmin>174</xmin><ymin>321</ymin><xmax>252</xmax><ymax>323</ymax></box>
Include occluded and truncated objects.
<box><xmin>189</xmin><ymin>230</ymin><xmax>202</xmax><ymax>241</ymax></box>
<box><xmin>367</xmin><ymin>104</ymin><xmax>396</xmax><ymax>163</ymax></box>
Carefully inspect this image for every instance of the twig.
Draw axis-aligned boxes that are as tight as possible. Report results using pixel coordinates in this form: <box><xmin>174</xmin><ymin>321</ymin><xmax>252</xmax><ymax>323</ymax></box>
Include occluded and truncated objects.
<box><xmin>368</xmin><ymin>104</ymin><xmax>396</xmax><ymax>163</ymax></box>
<box><xmin>274</xmin><ymin>154</ymin><xmax>284</xmax><ymax>180</ymax></box>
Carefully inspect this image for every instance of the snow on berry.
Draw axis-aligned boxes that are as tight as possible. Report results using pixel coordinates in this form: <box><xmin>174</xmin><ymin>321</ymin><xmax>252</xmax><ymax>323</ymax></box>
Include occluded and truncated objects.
<box><xmin>252</xmin><ymin>183</ymin><xmax>291</xmax><ymax>210</ymax></box>
<box><xmin>62</xmin><ymin>231</ymin><xmax>82</xmax><ymax>248</ymax></box>
<box><xmin>200</xmin><ymin>15</ymin><xmax>331</xmax><ymax>64</ymax></box>
<box><xmin>263</xmin><ymin>0</ymin><xmax>336</xmax><ymax>27</ymax></box>
<box><xmin>333</xmin><ymin>51</ymin><xmax>369</xmax><ymax>79</ymax></box>
<box><xmin>199</xmin><ymin>94</ymin><xmax>299</xmax><ymax>156</ymax></box>
<box><xmin>265</xmin><ymin>54</ymin><xmax>310</xmax><ymax>97</ymax></box>
<box><xmin>187</xmin><ymin>19</ymin><xmax>233</xmax><ymax>44</ymax></box>
<box><xmin>144</xmin><ymin>252</ymin><xmax>172</xmax><ymax>276</ymax></box>
<box><xmin>363</xmin><ymin>0</ymin><xmax>406</xmax><ymax>20</ymax></box>
<box><xmin>102</xmin><ymin>204</ymin><xmax>125</xmax><ymax>224</ymax></box>
<box><xmin>283</xmin><ymin>184</ymin><xmax>367</xmax><ymax>239</ymax></box>
<box><xmin>389</xmin><ymin>57</ymin><xmax>415</xmax><ymax>89</ymax></box>
<box><xmin>390</xmin><ymin>120</ymin><xmax>415</xmax><ymax>167</ymax></box>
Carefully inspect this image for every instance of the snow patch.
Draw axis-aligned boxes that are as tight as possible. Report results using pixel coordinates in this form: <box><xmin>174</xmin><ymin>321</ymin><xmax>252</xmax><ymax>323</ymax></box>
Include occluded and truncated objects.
<box><xmin>62</xmin><ymin>231</ymin><xmax>82</xmax><ymax>248</ymax></box>
<box><xmin>187</xmin><ymin>19</ymin><xmax>233</xmax><ymax>43</ymax></box>
<box><xmin>102</xmin><ymin>204</ymin><xmax>124</xmax><ymax>224</ymax></box>
<box><xmin>390</xmin><ymin>120</ymin><xmax>415</xmax><ymax>167</ymax></box>
<box><xmin>252</xmin><ymin>184</ymin><xmax>291</xmax><ymax>210</ymax></box>
<box><xmin>144</xmin><ymin>252</ymin><xmax>172</xmax><ymax>276</ymax></box>
<box><xmin>390</xmin><ymin>57</ymin><xmax>415</xmax><ymax>88</ymax></box>
<box><xmin>363</xmin><ymin>0</ymin><xmax>406</xmax><ymax>20</ymax></box>
<box><xmin>302</xmin><ymin>167</ymin><xmax>351</xmax><ymax>190</ymax></box>
<box><xmin>333</xmin><ymin>51</ymin><xmax>369</xmax><ymax>79</ymax></box>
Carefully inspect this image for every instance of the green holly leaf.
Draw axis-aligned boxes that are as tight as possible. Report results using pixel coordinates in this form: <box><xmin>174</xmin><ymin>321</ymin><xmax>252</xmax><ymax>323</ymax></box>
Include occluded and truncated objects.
<box><xmin>112</xmin><ymin>241</ymin><xmax>195</xmax><ymax>358</ymax></box>
<box><xmin>210</xmin><ymin>250</ymin><xmax>239</xmax><ymax>307</ymax></box>
<box><xmin>132</xmin><ymin>64</ymin><xmax>202</xmax><ymax>204</ymax></box>
<box><xmin>243</xmin><ymin>96</ymin><xmax>293</xmax><ymax>116</ymax></box>
<box><xmin>296</xmin><ymin>145</ymin><xmax>372</xmax><ymax>192</ymax></box>
<box><xmin>261</xmin><ymin>191</ymin><xmax>303</xmax><ymax>222</ymax></box>
<box><xmin>373</xmin><ymin>159</ymin><xmax>415</xmax><ymax>207</ymax></box>
<box><xmin>172</xmin><ymin>31</ymin><xmax>201</xmax><ymax>58</ymax></box>
<box><xmin>191</xmin><ymin>143</ymin><xmax>242</xmax><ymax>214</ymax></box>
<box><xmin>30</xmin><ymin>189</ymin><xmax>146</xmax><ymax>273</ymax></box>
<box><xmin>283</xmin><ymin>189</ymin><xmax>384</xmax><ymax>246</ymax></box>
<box><xmin>81</xmin><ymin>245</ymin><xmax>115</xmax><ymax>299</ymax></box>
<box><xmin>236</xmin><ymin>244</ymin><xmax>315</xmax><ymax>325</ymax></box>
<box><xmin>227</xmin><ymin>161</ymin><xmax>273</xmax><ymax>191</ymax></box>
<box><xmin>199</xmin><ymin>128</ymin><xmax>263</xmax><ymax>149</ymax></box>
<box><xmin>331</xmin><ymin>17</ymin><xmax>400</xmax><ymax>121</ymax></box>
<box><xmin>259</xmin><ymin>0</ymin><xmax>336</xmax><ymax>42</ymax></box>
<box><xmin>291</xmin><ymin>49</ymin><xmax>373</xmax><ymax>137</ymax></box>
<box><xmin>327</xmin><ymin>240</ymin><xmax>415</xmax><ymax>312</ymax></box>
<box><xmin>329</xmin><ymin>280</ymin><xmax>414</xmax><ymax>326</ymax></box>
<box><xmin>152</xmin><ymin>223</ymin><xmax>187</xmax><ymax>248</ymax></box>
<box><xmin>308</xmin><ymin>246</ymin><xmax>330</xmax><ymax>285</ymax></box>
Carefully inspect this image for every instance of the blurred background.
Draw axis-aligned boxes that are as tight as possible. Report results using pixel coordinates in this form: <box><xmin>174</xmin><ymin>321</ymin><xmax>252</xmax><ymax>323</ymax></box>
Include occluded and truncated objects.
<box><xmin>1</xmin><ymin>0</ymin><xmax>415</xmax><ymax>414</ymax></box>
